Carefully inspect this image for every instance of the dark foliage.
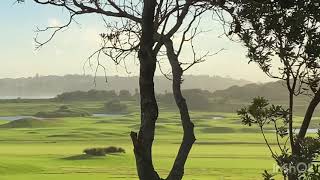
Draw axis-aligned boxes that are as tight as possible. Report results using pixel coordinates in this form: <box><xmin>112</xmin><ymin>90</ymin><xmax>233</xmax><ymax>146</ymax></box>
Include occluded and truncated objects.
<box><xmin>230</xmin><ymin>1</ymin><xmax>320</xmax><ymax>179</ymax></box>
<box><xmin>262</xmin><ymin>170</ymin><xmax>275</xmax><ymax>180</ymax></box>
<box><xmin>238</xmin><ymin>97</ymin><xmax>320</xmax><ymax>179</ymax></box>
<box><xmin>83</xmin><ymin>146</ymin><xmax>126</xmax><ymax>156</ymax></box>
<box><xmin>55</xmin><ymin>89</ymin><xmax>118</xmax><ymax>102</ymax></box>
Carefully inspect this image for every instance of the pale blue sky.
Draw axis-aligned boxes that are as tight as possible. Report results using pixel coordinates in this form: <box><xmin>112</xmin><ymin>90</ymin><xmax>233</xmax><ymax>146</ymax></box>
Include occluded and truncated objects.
<box><xmin>0</xmin><ymin>1</ymin><xmax>271</xmax><ymax>82</ymax></box>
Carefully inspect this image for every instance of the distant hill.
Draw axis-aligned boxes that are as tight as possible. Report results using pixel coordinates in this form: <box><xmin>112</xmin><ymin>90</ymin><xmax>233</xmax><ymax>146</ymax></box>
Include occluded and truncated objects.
<box><xmin>212</xmin><ymin>81</ymin><xmax>307</xmax><ymax>103</ymax></box>
<box><xmin>0</xmin><ymin>75</ymin><xmax>250</xmax><ymax>98</ymax></box>
<box><xmin>213</xmin><ymin>81</ymin><xmax>288</xmax><ymax>102</ymax></box>
<box><xmin>211</xmin><ymin>80</ymin><xmax>317</xmax><ymax>116</ymax></box>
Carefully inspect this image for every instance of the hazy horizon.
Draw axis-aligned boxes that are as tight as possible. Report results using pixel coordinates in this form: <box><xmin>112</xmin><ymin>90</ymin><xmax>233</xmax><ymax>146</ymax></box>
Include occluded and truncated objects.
<box><xmin>0</xmin><ymin>73</ymin><xmax>256</xmax><ymax>82</ymax></box>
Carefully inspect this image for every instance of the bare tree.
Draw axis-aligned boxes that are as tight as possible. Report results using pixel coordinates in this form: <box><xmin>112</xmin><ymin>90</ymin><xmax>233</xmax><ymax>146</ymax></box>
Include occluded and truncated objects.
<box><xmin>21</xmin><ymin>0</ymin><xmax>223</xmax><ymax>179</ymax></box>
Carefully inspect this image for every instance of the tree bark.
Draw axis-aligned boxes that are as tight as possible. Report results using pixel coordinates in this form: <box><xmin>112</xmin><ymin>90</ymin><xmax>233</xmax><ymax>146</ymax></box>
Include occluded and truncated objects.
<box><xmin>165</xmin><ymin>39</ymin><xmax>196</xmax><ymax>180</ymax></box>
<box><xmin>130</xmin><ymin>1</ymin><xmax>161</xmax><ymax>180</ymax></box>
<box><xmin>297</xmin><ymin>92</ymin><xmax>320</xmax><ymax>139</ymax></box>
<box><xmin>287</xmin><ymin>92</ymin><xmax>298</xmax><ymax>180</ymax></box>
<box><xmin>288</xmin><ymin>92</ymin><xmax>295</xmax><ymax>151</ymax></box>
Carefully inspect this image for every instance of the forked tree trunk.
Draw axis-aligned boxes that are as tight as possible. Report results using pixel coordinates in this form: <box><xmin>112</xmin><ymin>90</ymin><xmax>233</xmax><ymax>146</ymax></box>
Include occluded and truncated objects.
<box><xmin>130</xmin><ymin>0</ymin><xmax>161</xmax><ymax>180</ymax></box>
<box><xmin>131</xmin><ymin>2</ymin><xmax>196</xmax><ymax>180</ymax></box>
<box><xmin>288</xmin><ymin>91</ymin><xmax>320</xmax><ymax>180</ymax></box>
<box><xmin>165</xmin><ymin>39</ymin><xmax>196</xmax><ymax>180</ymax></box>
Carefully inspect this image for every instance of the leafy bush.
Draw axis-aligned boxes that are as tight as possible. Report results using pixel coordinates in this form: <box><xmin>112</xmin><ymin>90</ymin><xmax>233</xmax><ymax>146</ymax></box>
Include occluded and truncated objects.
<box><xmin>104</xmin><ymin>146</ymin><xmax>126</xmax><ymax>154</ymax></box>
<box><xmin>83</xmin><ymin>148</ymin><xmax>107</xmax><ymax>156</ymax></box>
<box><xmin>83</xmin><ymin>146</ymin><xmax>125</xmax><ymax>156</ymax></box>
<box><xmin>238</xmin><ymin>97</ymin><xmax>320</xmax><ymax>179</ymax></box>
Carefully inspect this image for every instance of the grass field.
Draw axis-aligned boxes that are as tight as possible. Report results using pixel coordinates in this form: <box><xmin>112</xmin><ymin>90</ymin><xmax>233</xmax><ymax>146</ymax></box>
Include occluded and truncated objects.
<box><xmin>0</xmin><ymin>100</ymin><xmax>318</xmax><ymax>180</ymax></box>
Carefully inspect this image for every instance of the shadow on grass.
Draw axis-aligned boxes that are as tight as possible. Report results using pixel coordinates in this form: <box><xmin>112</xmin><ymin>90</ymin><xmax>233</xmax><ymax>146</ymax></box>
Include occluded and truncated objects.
<box><xmin>200</xmin><ymin>127</ymin><xmax>235</xmax><ymax>133</ymax></box>
<box><xmin>62</xmin><ymin>153</ymin><xmax>123</xmax><ymax>160</ymax></box>
<box><xmin>62</xmin><ymin>154</ymin><xmax>104</xmax><ymax>160</ymax></box>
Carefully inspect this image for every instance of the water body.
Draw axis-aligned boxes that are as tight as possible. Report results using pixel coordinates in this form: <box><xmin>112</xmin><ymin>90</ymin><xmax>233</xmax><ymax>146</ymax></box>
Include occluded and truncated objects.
<box><xmin>0</xmin><ymin>114</ymin><xmax>123</xmax><ymax>121</ymax></box>
<box><xmin>212</xmin><ymin>116</ymin><xmax>224</xmax><ymax>120</ymax></box>
<box><xmin>0</xmin><ymin>96</ymin><xmax>54</xmax><ymax>100</ymax></box>
<box><xmin>0</xmin><ymin>116</ymin><xmax>44</xmax><ymax>121</ymax></box>
<box><xmin>294</xmin><ymin>129</ymin><xmax>319</xmax><ymax>133</ymax></box>
<box><xmin>271</xmin><ymin>129</ymin><xmax>319</xmax><ymax>134</ymax></box>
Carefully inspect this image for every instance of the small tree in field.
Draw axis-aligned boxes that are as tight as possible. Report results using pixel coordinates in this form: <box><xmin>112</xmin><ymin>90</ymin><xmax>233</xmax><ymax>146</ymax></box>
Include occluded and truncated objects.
<box><xmin>20</xmin><ymin>0</ymin><xmax>224</xmax><ymax>179</ymax></box>
<box><xmin>222</xmin><ymin>0</ymin><xmax>320</xmax><ymax>179</ymax></box>
<box><xmin>238</xmin><ymin>97</ymin><xmax>320</xmax><ymax>179</ymax></box>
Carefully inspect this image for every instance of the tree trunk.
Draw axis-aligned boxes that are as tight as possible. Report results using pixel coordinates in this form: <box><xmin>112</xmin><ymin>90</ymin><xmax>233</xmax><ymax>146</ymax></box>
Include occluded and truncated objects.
<box><xmin>298</xmin><ymin>92</ymin><xmax>320</xmax><ymax>139</ymax></box>
<box><xmin>165</xmin><ymin>39</ymin><xmax>196</xmax><ymax>180</ymax></box>
<box><xmin>288</xmin><ymin>92</ymin><xmax>296</xmax><ymax>153</ymax></box>
<box><xmin>288</xmin><ymin>92</ymin><xmax>298</xmax><ymax>180</ymax></box>
<box><xmin>130</xmin><ymin>1</ymin><xmax>161</xmax><ymax>180</ymax></box>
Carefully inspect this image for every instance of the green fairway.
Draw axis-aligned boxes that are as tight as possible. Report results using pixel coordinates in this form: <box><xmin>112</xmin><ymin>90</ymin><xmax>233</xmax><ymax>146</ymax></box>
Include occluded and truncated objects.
<box><xmin>0</xmin><ymin>101</ymin><xmax>318</xmax><ymax>180</ymax></box>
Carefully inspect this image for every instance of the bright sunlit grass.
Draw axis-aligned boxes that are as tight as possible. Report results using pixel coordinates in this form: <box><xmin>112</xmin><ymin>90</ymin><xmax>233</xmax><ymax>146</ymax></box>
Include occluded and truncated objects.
<box><xmin>0</xmin><ymin>101</ymin><xmax>317</xmax><ymax>180</ymax></box>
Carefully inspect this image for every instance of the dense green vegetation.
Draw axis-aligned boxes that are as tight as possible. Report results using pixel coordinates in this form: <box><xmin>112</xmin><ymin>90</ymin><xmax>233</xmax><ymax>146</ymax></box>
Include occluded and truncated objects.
<box><xmin>4</xmin><ymin>81</ymin><xmax>320</xmax><ymax>116</ymax></box>
<box><xmin>35</xmin><ymin>106</ymin><xmax>91</xmax><ymax>118</ymax></box>
<box><xmin>55</xmin><ymin>90</ymin><xmax>119</xmax><ymax>102</ymax></box>
<box><xmin>0</xmin><ymin>100</ymin><xmax>318</xmax><ymax>180</ymax></box>
<box><xmin>83</xmin><ymin>146</ymin><xmax>125</xmax><ymax>156</ymax></box>
<box><xmin>3</xmin><ymin>80</ymin><xmax>320</xmax><ymax>116</ymax></box>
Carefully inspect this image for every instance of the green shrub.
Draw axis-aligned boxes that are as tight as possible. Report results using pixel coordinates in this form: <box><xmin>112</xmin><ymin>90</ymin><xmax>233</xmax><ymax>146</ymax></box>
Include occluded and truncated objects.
<box><xmin>83</xmin><ymin>146</ymin><xmax>125</xmax><ymax>156</ymax></box>
<box><xmin>104</xmin><ymin>146</ymin><xmax>125</xmax><ymax>154</ymax></box>
<box><xmin>83</xmin><ymin>148</ymin><xmax>106</xmax><ymax>156</ymax></box>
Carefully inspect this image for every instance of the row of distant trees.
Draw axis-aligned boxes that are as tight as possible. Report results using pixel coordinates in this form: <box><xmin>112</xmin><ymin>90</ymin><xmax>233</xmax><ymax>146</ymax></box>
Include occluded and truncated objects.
<box><xmin>55</xmin><ymin>89</ymin><xmax>137</xmax><ymax>101</ymax></box>
<box><xmin>55</xmin><ymin>89</ymin><xmax>212</xmax><ymax>110</ymax></box>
